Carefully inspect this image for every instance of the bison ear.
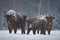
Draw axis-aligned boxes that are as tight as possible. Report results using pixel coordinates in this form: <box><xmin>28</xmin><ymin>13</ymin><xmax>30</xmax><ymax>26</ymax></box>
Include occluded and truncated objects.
<box><xmin>23</xmin><ymin>15</ymin><xmax>26</xmax><ymax>19</ymax></box>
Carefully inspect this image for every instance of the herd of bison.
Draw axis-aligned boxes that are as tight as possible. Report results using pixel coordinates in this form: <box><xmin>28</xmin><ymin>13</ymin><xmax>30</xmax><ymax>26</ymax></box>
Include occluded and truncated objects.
<box><xmin>4</xmin><ymin>10</ymin><xmax>55</xmax><ymax>35</ymax></box>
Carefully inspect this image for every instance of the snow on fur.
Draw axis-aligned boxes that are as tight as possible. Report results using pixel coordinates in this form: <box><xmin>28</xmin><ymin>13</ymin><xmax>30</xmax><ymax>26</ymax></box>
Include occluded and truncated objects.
<box><xmin>37</xmin><ymin>15</ymin><xmax>47</xmax><ymax>21</ymax></box>
<box><xmin>6</xmin><ymin>9</ymin><xmax>16</xmax><ymax>16</ymax></box>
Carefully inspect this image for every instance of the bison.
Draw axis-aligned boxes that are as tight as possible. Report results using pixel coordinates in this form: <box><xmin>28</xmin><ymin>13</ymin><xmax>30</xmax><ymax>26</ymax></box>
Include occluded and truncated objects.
<box><xmin>4</xmin><ymin>14</ymin><xmax>17</xmax><ymax>34</ymax></box>
<box><xmin>4</xmin><ymin>10</ymin><xmax>26</xmax><ymax>34</ymax></box>
<box><xmin>45</xmin><ymin>13</ymin><xmax>55</xmax><ymax>35</ymax></box>
<box><xmin>27</xmin><ymin>17</ymin><xmax>47</xmax><ymax>35</ymax></box>
<box><xmin>27</xmin><ymin>18</ymin><xmax>38</xmax><ymax>34</ymax></box>
<box><xmin>32</xmin><ymin>19</ymin><xmax>47</xmax><ymax>35</ymax></box>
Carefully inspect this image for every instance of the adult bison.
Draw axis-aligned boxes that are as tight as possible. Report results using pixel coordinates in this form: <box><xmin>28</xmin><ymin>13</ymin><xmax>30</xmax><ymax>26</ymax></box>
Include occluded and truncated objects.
<box><xmin>26</xmin><ymin>18</ymin><xmax>38</xmax><ymax>34</ymax></box>
<box><xmin>4</xmin><ymin>10</ymin><xmax>26</xmax><ymax>34</ymax></box>
<box><xmin>27</xmin><ymin>17</ymin><xmax>47</xmax><ymax>35</ymax></box>
<box><xmin>14</xmin><ymin>13</ymin><xmax>26</xmax><ymax>34</ymax></box>
<box><xmin>4</xmin><ymin>14</ymin><xmax>18</xmax><ymax>34</ymax></box>
<box><xmin>37</xmin><ymin>14</ymin><xmax>55</xmax><ymax>35</ymax></box>
<box><xmin>45</xmin><ymin>13</ymin><xmax>55</xmax><ymax>35</ymax></box>
<box><xmin>32</xmin><ymin>19</ymin><xmax>47</xmax><ymax>35</ymax></box>
<box><xmin>37</xmin><ymin>13</ymin><xmax>55</xmax><ymax>35</ymax></box>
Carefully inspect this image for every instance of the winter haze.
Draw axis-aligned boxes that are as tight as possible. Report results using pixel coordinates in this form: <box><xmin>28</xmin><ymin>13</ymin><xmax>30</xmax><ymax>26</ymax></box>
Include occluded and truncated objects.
<box><xmin>0</xmin><ymin>0</ymin><xmax>60</xmax><ymax>40</ymax></box>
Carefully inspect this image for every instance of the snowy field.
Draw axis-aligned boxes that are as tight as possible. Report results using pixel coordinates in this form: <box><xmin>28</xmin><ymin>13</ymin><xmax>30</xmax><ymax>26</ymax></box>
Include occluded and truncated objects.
<box><xmin>0</xmin><ymin>30</ymin><xmax>60</xmax><ymax>40</ymax></box>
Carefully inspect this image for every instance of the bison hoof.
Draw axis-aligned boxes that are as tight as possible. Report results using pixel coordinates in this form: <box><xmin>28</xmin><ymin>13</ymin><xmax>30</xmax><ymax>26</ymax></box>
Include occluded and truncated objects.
<box><xmin>27</xmin><ymin>33</ymin><xmax>29</xmax><ymax>35</ymax></box>
<box><xmin>14</xmin><ymin>30</ymin><xmax>17</xmax><ymax>34</ymax></box>
<box><xmin>24</xmin><ymin>32</ymin><xmax>25</xmax><ymax>34</ymax></box>
<box><xmin>9</xmin><ymin>30</ymin><xmax>12</xmax><ymax>34</ymax></box>
<box><xmin>33</xmin><ymin>32</ymin><xmax>36</xmax><ymax>35</ymax></box>
<box><xmin>37</xmin><ymin>31</ymin><xmax>39</xmax><ymax>34</ymax></box>
<box><xmin>14</xmin><ymin>31</ymin><xmax>17</xmax><ymax>34</ymax></box>
<box><xmin>9</xmin><ymin>32</ymin><xmax>12</xmax><ymax>34</ymax></box>
<box><xmin>48</xmin><ymin>33</ymin><xmax>50</xmax><ymax>35</ymax></box>
<box><xmin>43</xmin><ymin>33</ymin><xmax>46</xmax><ymax>35</ymax></box>
<box><xmin>48</xmin><ymin>32</ymin><xmax>50</xmax><ymax>35</ymax></box>
<box><xmin>33</xmin><ymin>33</ymin><xmax>36</xmax><ymax>35</ymax></box>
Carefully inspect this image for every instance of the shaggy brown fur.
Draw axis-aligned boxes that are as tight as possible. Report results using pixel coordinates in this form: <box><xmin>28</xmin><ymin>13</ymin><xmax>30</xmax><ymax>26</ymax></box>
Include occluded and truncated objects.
<box><xmin>4</xmin><ymin>14</ymin><xmax>26</xmax><ymax>34</ymax></box>
<box><xmin>46</xmin><ymin>13</ymin><xmax>55</xmax><ymax>35</ymax></box>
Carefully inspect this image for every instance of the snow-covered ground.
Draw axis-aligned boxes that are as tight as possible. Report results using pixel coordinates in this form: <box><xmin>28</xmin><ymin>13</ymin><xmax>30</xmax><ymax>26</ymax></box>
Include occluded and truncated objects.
<box><xmin>0</xmin><ymin>30</ymin><xmax>60</xmax><ymax>40</ymax></box>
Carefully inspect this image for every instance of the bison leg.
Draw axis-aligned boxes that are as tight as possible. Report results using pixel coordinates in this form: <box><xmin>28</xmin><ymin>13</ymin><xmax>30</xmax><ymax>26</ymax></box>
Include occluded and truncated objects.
<box><xmin>43</xmin><ymin>30</ymin><xmax>46</xmax><ymax>35</ymax></box>
<box><xmin>21</xmin><ymin>28</ymin><xmax>23</xmax><ymax>34</ymax></box>
<box><xmin>14</xmin><ymin>27</ymin><xmax>17</xmax><ymax>34</ymax></box>
<box><xmin>47</xmin><ymin>28</ymin><xmax>51</xmax><ymax>35</ymax></box>
<box><xmin>27</xmin><ymin>28</ymin><xmax>32</xmax><ymax>34</ymax></box>
<box><xmin>47</xmin><ymin>25</ymin><xmax>51</xmax><ymax>35</ymax></box>
<box><xmin>40</xmin><ymin>27</ymin><xmax>46</xmax><ymax>35</ymax></box>
<box><xmin>43</xmin><ymin>28</ymin><xmax>46</xmax><ymax>35</ymax></box>
<box><xmin>37</xmin><ymin>29</ymin><xmax>39</xmax><ymax>34</ymax></box>
<box><xmin>40</xmin><ymin>29</ymin><xmax>43</xmax><ymax>34</ymax></box>
<box><xmin>14</xmin><ymin>29</ymin><xmax>17</xmax><ymax>34</ymax></box>
<box><xmin>48</xmin><ymin>31</ymin><xmax>50</xmax><ymax>35</ymax></box>
<box><xmin>23</xmin><ymin>27</ymin><xmax>25</xmax><ymax>34</ymax></box>
<box><xmin>8</xmin><ymin>24</ymin><xmax>12</xmax><ymax>34</ymax></box>
<box><xmin>33</xmin><ymin>29</ymin><xmax>36</xmax><ymax>35</ymax></box>
<box><xmin>21</xmin><ymin>27</ymin><xmax>25</xmax><ymax>34</ymax></box>
<box><xmin>41</xmin><ymin>29</ymin><xmax>46</xmax><ymax>35</ymax></box>
<box><xmin>40</xmin><ymin>26</ymin><xmax>43</xmax><ymax>34</ymax></box>
<box><xmin>8</xmin><ymin>29</ymin><xmax>12</xmax><ymax>34</ymax></box>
